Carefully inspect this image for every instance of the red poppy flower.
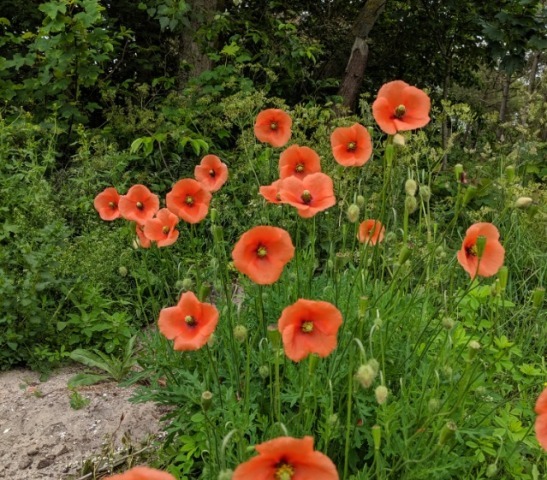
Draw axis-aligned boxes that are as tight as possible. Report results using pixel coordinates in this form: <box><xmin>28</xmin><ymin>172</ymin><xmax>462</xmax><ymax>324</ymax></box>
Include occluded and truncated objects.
<box><xmin>232</xmin><ymin>226</ymin><xmax>295</xmax><ymax>285</ymax></box>
<box><xmin>372</xmin><ymin>80</ymin><xmax>431</xmax><ymax>135</ymax></box>
<box><xmin>135</xmin><ymin>222</ymin><xmax>152</xmax><ymax>249</ymax></box>
<box><xmin>94</xmin><ymin>187</ymin><xmax>121</xmax><ymax>221</ymax></box>
<box><xmin>457</xmin><ymin>223</ymin><xmax>505</xmax><ymax>279</ymax></box>
<box><xmin>166</xmin><ymin>179</ymin><xmax>212</xmax><ymax>224</ymax></box>
<box><xmin>330</xmin><ymin>123</ymin><xmax>373</xmax><ymax>167</ymax></box>
<box><xmin>254</xmin><ymin>109</ymin><xmax>292</xmax><ymax>148</ymax></box>
<box><xmin>233</xmin><ymin>436</ymin><xmax>338</xmax><ymax>480</ymax></box>
<box><xmin>535</xmin><ymin>387</ymin><xmax>547</xmax><ymax>451</ymax></box>
<box><xmin>105</xmin><ymin>466</ymin><xmax>175</xmax><ymax>480</ymax></box>
<box><xmin>259</xmin><ymin>179</ymin><xmax>284</xmax><ymax>205</ymax></box>
<box><xmin>278</xmin><ymin>299</ymin><xmax>343</xmax><ymax>362</ymax></box>
<box><xmin>118</xmin><ymin>185</ymin><xmax>159</xmax><ymax>223</ymax></box>
<box><xmin>143</xmin><ymin>209</ymin><xmax>179</xmax><ymax>247</ymax></box>
<box><xmin>279</xmin><ymin>145</ymin><xmax>321</xmax><ymax>179</ymax></box>
<box><xmin>194</xmin><ymin>155</ymin><xmax>228</xmax><ymax>192</ymax></box>
<box><xmin>357</xmin><ymin>220</ymin><xmax>385</xmax><ymax>245</ymax></box>
<box><xmin>279</xmin><ymin>173</ymin><xmax>336</xmax><ymax>218</ymax></box>
<box><xmin>158</xmin><ymin>291</ymin><xmax>219</xmax><ymax>351</ymax></box>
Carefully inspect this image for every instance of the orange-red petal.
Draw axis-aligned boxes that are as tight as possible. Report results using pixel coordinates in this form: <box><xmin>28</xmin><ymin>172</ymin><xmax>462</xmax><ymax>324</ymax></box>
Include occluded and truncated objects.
<box><xmin>94</xmin><ymin>187</ymin><xmax>121</xmax><ymax>221</ymax></box>
<box><xmin>254</xmin><ymin>109</ymin><xmax>292</xmax><ymax>148</ymax></box>
<box><xmin>104</xmin><ymin>466</ymin><xmax>176</xmax><ymax>480</ymax></box>
<box><xmin>194</xmin><ymin>154</ymin><xmax>228</xmax><ymax>192</ymax></box>
<box><xmin>119</xmin><ymin>185</ymin><xmax>159</xmax><ymax>223</ymax></box>
<box><xmin>259</xmin><ymin>179</ymin><xmax>284</xmax><ymax>204</ymax></box>
<box><xmin>166</xmin><ymin>178</ymin><xmax>212</xmax><ymax>224</ymax></box>
<box><xmin>457</xmin><ymin>223</ymin><xmax>504</xmax><ymax>279</ymax></box>
<box><xmin>357</xmin><ymin>220</ymin><xmax>385</xmax><ymax>245</ymax></box>
<box><xmin>330</xmin><ymin>124</ymin><xmax>372</xmax><ymax>167</ymax></box>
<box><xmin>279</xmin><ymin>145</ymin><xmax>321</xmax><ymax>179</ymax></box>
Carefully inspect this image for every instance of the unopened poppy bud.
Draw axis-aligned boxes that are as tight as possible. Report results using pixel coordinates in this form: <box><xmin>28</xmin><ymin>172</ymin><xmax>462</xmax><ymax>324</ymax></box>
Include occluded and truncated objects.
<box><xmin>372</xmin><ymin>424</ymin><xmax>381</xmax><ymax>450</ymax></box>
<box><xmin>199</xmin><ymin>283</ymin><xmax>211</xmax><ymax>301</ymax></box>
<box><xmin>475</xmin><ymin>235</ymin><xmax>487</xmax><ymax>259</ymax></box>
<box><xmin>442</xmin><ymin>317</ymin><xmax>454</xmax><ymax>330</ymax></box>
<box><xmin>356</xmin><ymin>195</ymin><xmax>366</xmax><ymax>208</ymax></box>
<box><xmin>368</xmin><ymin>358</ymin><xmax>380</xmax><ymax>375</ymax></box>
<box><xmin>218</xmin><ymin>469</ymin><xmax>233</xmax><ymax>480</ymax></box>
<box><xmin>212</xmin><ymin>225</ymin><xmax>224</xmax><ymax>243</ymax></box>
<box><xmin>428</xmin><ymin>398</ymin><xmax>441</xmax><ymax>413</ymax></box>
<box><xmin>468</xmin><ymin>340</ymin><xmax>481</xmax><ymax>359</ymax></box>
<box><xmin>438</xmin><ymin>421</ymin><xmax>457</xmax><ymax>446</ymax></box>
<box><xmin>347</xmin><ymin>204</ymin><xmax>360</xmax><ymax>223</ymax></box>
<box><xmin>132</xmin><ymin>238</ymin><xmax>140</xmax><ymax>249</ymax></box>
<box><xmin>182</xmin><ymin>278</ymin><xmax>193</xmax><ymax>290</ymax></box>
<box><xmin>118</xmin><ymin>266</ymin><xmax>128</xmax><ymax>277</ymax></box>
<box><xmin>454</xmin><ymin>164</ymin><xmax>464</xmax><ymax>182</ymax></box>
<box><xmin>498</xmin><ymin>266</ymin><xmax>508</xmax><ymax>291</ymax></box>
<box><xmin>418</xmin><ymin>185</ymin><xmax>431</xmax><ymax>202</ymax></box>
<box><xmin>210</xmin><ymin>208</ymin><xmax>219</xmax><ymax>223</ymax></box>
<box><xmin>398</xmin><ymin>245</ymin><xmax>412</xmax><ymax>266</ymax></box>
<box><xmin>393</xmin><ymin>133</ymin><xmax>405</xmax><ymax>147</ymax></box>
<box><xmin>531</xmin><ymin>287</ymin><xmax>545</xmax><ymax>309</ymax></box>
<box><xmin>327</xmin><ymin>413</ymin><xmax>339</xmax><ymax>427</ymax></box>
<box><xmin>505</xmin><ymin>165</ymin><xmax>515</xmax><ymax>183</ymax></box>
<box><xmin>356</xmin><ymin>364</ymin><xmax>376</xmax><ymax>389</ymax></box>
<box><xmin>201</xmin><ymin>391</ymin><xmax>213</xmax><ymax>411</ymax></box>
<box><xmin>442</xmin><ymin>366</ymin><xmax>453</xmax><ymax>379</ymax></box>
<box><xmin>405</xmin><ymin>179</ymin><xmax>417</xmax><ymax>197</ymax></box>
<box><xmin>486</xmin><ymin>463</ymin><xmax>498</xmax><ymax>478</ymax></box>
<box><xmin>358</xmin><ymin>296</ymin><xmax>369</xmax><ymax>320</ymax></box>
<box><xmin>462</xmin><ymin>185</ymin><xmax>477</xmax><ymax>206</ymax></box>
<box><xmin>515</xmin><ymin>196</ymin><xmax>533</xmax><ymax>209</ymax></box>
<box><xmin>259</xmin><ymin>365</ymin><xmax>270</xmax><ymax>379</ymax></box>
<box><xmin>405</xmin><ymin>195</ymin><xmax>418</xmax><ymax>214</ymax></box>
<box><xmin>233</xmin><ymin>325</ymin><xmax>248</xmax><ymax>343</ymax></box>
<box><xmin>327</xmin><ymin>259</ymin><xmax>334</xmax><ymax>271</ymax></box>
<box><xmin>175</xmin><ymin>280</ymin><xmax>185</xmax><ymax>290</ymax></box>
<box><xmin>435</xmin><ymin>245</ymin><xmax>447</xmax><ymax>259</ymax></box>
<box><xmin>375</xmin><ymin>385</ymin><xmax>389</xmax><ymax>405</ymax></box>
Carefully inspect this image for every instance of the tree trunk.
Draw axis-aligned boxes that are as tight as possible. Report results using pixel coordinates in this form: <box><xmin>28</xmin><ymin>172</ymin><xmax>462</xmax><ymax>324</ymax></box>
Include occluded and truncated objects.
<box><xmin>528</xmin><ymin>51</ymin><xmax>540</xmax><ymax>93</ymax></box>
<box><xmin>338</xmin><ymin>0</ymin><xmax>387</xmax><ymax>111</ymax></box>
<box><xmin>497</xmin><ymin>73</ymin><xmax>511</xmax><ymax>140</ymax></box>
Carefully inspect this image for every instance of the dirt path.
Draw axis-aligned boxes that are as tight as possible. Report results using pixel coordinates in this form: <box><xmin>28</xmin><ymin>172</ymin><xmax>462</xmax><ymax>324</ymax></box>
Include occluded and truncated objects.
<box><xmin>0</xmin><ymin>366</ymin><xmax>165</xmax><ymax>479</ymax></box>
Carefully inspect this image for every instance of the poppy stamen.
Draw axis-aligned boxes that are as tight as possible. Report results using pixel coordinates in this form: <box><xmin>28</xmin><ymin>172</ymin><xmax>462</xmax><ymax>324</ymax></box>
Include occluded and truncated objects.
<box><xmin>208</xmin><ymin>169</ymin><xmax>216</xmax><ymax>178</ymax></box>
<box><xmin>347</xmin><ymin>141</ymin><xmax>357</xmax><ymax>151</ymax></box>
<box><xmin>270</xmin><ymin>121</ymin><xmax>278</xmax><ymax>131</ymax></box>
<box><xmin>256</xmin><ymin>245</ymin><xmax>268</xmax><ymax>258</ymax></box>
<box><xmin>394</xmin><ymin>104</ymin><xmax>406</xmax><ymax>118</ymax></box>
<box><xmin>108</xmin><ymin>201</ymin><xmax>116</xmax><ymax>209</ymax></box>
<box><xmin>295</xmin><ymin>163</ymin><xmax>304</xmax><ymax>173</ymax></box>
<box><xmin>136</xmin><ymin>201</ymin><xmax>144</xmax><ymax>210</ymax></box>
<box><xmin>465</xmin><ymin>245</ymin><xmax>478</xmax><ymax>257</ymax></box>
<box><xmin>274</xmin><ymin>462</ymin><xmax>295</xmax><ymax>480</ymax></box>
<box><xmin>184</xmin><ymin>315</ymin><xmax>196</xmax><ymax>327</ymax></box>
<box><xmin>301</xmin><ymin>190</ymin><xmax>312</xmax><ymax>204</ymax></box>
<box><xmin>301</xmin><ymin>321</ymin><xmax>314</xmax><ymax>333</ymax></box>
<box><xmin>185</xmin><ymin>195</ymin><xmax>194</xmax><ymax>206</ymax></box>
<box><xmin>162</xmin><ymin>226</ymin><xmax>170</xmax><ymax>235</ymax></box>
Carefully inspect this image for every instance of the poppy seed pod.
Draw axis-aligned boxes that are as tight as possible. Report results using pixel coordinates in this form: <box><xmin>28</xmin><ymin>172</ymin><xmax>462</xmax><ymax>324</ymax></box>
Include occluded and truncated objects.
<box><xmin>347</xmin><ymin>204</ymin><xmax>360</xmax><ymax>223</ymax></box>
<box><xmin>201</xmin><ymin>391</ymin><xmax>213</xmax><ymax>411</ymax></box>
<box><xmin>375</xmin><ymin>385</ymin><xmax>389</xmax><ymax>405</ymax></box>
<box><xmin>498</xmin><ymin>266</ymin><xmax>508</xmax><ymax>291</ymax></box>
<box><xmin>515</xmin><ymin>197</ymin><xmax>533</xmax><ymax>209</ymax></box>
<box><xmin>438</xmin><ymin>421</ymin><xmax>457</xmax><ymax>446</ymax></box>
<box><xmin>454</xmin><ymin>164</ymin><xmax>464</xmax><ymax>182</ymax></box>
<box><xmin>405</xmin><ymin>179</ymin><xmax>417</xmax><ymax>197</ymax></box>
<box><xmin>418</xmin><ymin>185</ymin><xmax>431</xmax><ymax>202</ymax></box>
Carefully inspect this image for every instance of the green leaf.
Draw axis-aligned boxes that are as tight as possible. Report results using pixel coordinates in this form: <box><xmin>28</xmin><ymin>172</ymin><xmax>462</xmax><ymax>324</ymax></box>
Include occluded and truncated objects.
<box><xmin>67</xmin><ymin>373</ymin><xmax>108</xmax><ymax>388</ymax></box>
<box><xmin>39</xmin><ymin>1</ymin><xmax>67</xmax><ymax>20</ymax></box>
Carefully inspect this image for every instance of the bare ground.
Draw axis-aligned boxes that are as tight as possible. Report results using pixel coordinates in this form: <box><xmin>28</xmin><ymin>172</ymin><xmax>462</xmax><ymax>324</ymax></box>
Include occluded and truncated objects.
<box><xmin>0</xmin><ymin>366</ymin><xmax>166</xmax><ymax>480</ymax></box>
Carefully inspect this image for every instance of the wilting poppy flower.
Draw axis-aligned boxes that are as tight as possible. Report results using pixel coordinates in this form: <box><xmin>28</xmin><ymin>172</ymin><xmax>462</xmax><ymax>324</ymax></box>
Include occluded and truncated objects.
<box><xmin>158</xmin><ymin>291</ymin><xmax>219</xmax><ymax>351</ymax></box>
<box><xmin>194</xmin><ymin>154</ymin><xmax>228</xmax><ymax>192</ymax></box>
<box><xmin>457</xmin><ymin>223</ymin><xmax>505</xmax><ymax>279</ymax></box>
<box><xmin>279</xmin><ymin>145</ymin><xmax>321</xmax><ymax>179</ymax></box>
<box><xmin>232</xmin><ymin>226</ymin><xmax>295</xmax><ymax>285</ymax></box>
<box><xmin>105</xmin><ymin>466</ymin><xmax>175</xmax><ymax>480</ymax></box>
<box><xmin>135</xmin><ymin>223</ymin><xmax>152</xmax><ymax>249</ymax></box>
<box><xmin>279</xmin><ymin>173</ymin><xmax>336</xmax><ymax>219</ymax></box>
<box><xmin>254</xmin><ymin>109</ymin><xmax>292</xmax><ymax>148</ymax></box>
<box><xmin>233</xmin><ymin>436</ymin><xmax>338</xmax><ymax>480</ymax></box>
<box><xmin>330</xmin><ymin>123</ymin><xmax>373</xmax><ymax>167</ymax></box>
<box><xmin>166</xmin><ymin>178</ymin><xmax>212</xmax><ymax>224</ymax></box>
<box><xmin>143</xmin><ymin>209</ymin><xmax>179</xmax><ymax>247</ymax></box>
<box><xmin>259</xmin><ymin>179</ymin><xmax>284</xmax><ymax>205</ymax></box>
<box><xmin>372</xmin><ymin>80</ymin><xmax>431</xmax><ymax>135</ymax></box>
<box><xmin>118</xmin><ymin>185</ymin><xmax>159</xmax><ymax>224</ymax></box>
<box><xmin>94</xmin><ymin>187</ymin><xmax>121</xmax><ymax>221</ymax></box>
<box><xmin>357</xmin><ymin>220</ymin><xmax>385</xmax><ymax>245</ymax></box>
<box><xmin>278</xmin><ymin>299</ymin><xmax>343</xmax><ymax>362</ymax></box>
<box><xmin>535</xmin><ymin>387</ymin><xmax>547</xmax><ymax>451</ymax></box>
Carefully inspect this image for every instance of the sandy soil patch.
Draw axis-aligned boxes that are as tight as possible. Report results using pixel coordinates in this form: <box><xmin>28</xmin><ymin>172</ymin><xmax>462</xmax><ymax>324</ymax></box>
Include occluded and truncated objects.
<box><xmin>0</xmin><ymin>366</ymin><xmax>165</xmax><ymax>479</ymax></box>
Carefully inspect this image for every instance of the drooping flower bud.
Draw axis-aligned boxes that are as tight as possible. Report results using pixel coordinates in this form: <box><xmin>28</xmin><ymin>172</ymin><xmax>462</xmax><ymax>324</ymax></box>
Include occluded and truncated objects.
<box><xmin>428</xmin><ymin>398</ymin><xmax>441</xmax><ymax>413</ymax></box>
<box><xmin>347</xmin><ymin>204</ymin><xmax>360</xmax><ymax>223</ymax></box>
<box><xmin>259</xmin><ymin>365</ymin><xmax>270</xmax><ymax>379</ymax></box>
<box><xmin>486</xmin><ymin>464</ymin><xmax>498</xmax><ymax>478</ymax></box>
<box><xmin>355</xmin><ymin>364</ymin><xmax>376</xmax><ymax>389</ymax></box>
<box><xmin>356</xmin><ymin>195</ymin><xmax>366</xmax><ymax>208</ymax></box>
<box><xmin>514</xmin><ymin>197</ymin><xmax>533</xmax><ymax>209</ymax></box>
<box><xmin>442</xmin><ymin>317</ymin><xmax>454</xmax><ymax>330</ymax></box>
<box><xmin>118</xmin><ymin>266</ymin><xmax>128</xmax><ymax>277</ymax></box>
<box><xmin>375</xmin><ymin>385</ymin><xmax>389</xmax><ymax>405</ymax></box>
<box><xmin>393</xmin><ymin>133</ymin><xmax>405</xmax><ymax>147</ymax></box>
<box><xmin>418</xmin><ymin>185</ymin><xmax>431</xmax><ymax>202</ymax></box>
<box><xmin>405</xmin><ymin>179</ymin><xmax>418</xmax><ymax>197</ymax></box>
<box><xmin>233</xmin><ymin>325</ymin><xmax>248</xmax><ymax>343</ymax></box>
<box><xmin>405</xmin><ymin>195</ymin><xmax>418</xmax><ymax>214</ymax></box>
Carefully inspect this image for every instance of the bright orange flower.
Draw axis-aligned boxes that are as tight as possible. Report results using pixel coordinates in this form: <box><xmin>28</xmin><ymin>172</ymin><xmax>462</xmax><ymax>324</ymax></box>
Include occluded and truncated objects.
<box><xmin>194</xmin><ymin>154</ymin><xmax>228</xmax><ymax>192</ymax></box>
<box><xmin>457</xmin><ymin>223</ymin><xmax>505</xmax><ymax>279</ymax></box>
<box><xmin>279</xmin><ymin>145</ymin><xmax>321</xmax><ymax>179</ymax></box>
<box><xmin>357</xmin><ymin>220</ymin><xmax>385</xmax><ymax>245</ymax></box>
<box><xmin>330</xmin><ymin>123</ymin><xmax>372</xmax><ymax>167</ymax></box>
<box><xmin>278</xmin><ymin>299</ymin><xmax>343</xmax><ymax>362</ymax></box>
<box><xmin>279</xmin><ymin>173</ymin><xmax>336</xmax><ymax>218</ymax></box>
<box><xmin>232</xmin><ymin>226</ymin><xmax>295</xmax><ymax>285</ymax></box>
<box><xmin>135</xmin><ymin>222</ymin><xmax>152</xmax><ymax>249</ymax></box>
<box><xmin>166</xmin><ymin>178</ymin><xmax>212</xmax><ymax>224</ymax></box>
<box><xmin>158</xmin><ymin>291</ymin><xmax>219</xmax><ymax>351</ymax></box>
<box><xmin>259</xmin><ymin>179</ymin><xmax>284</xmax><ymax>204</ymax></box>
<box><xmin>143</xmin><ymin>209</ymin><xmax>179</xmax><ymax>247</ymax></box>
<box><xmin>254</xmin><ymin>109</ymin><xmax>292</xmax><ymax>148</ymax></box>
<box><xmin>535</xmin><ymin>387</ymin><xmax>547</xmax><ymax>451</ymax></box>
<box><xmin>118</xmin><ymin>185</ymin><xmax>159</xmax><ymax>223</ymax></box>
<box><xmin>105</xmin><ymin>466</ymin><xmax>175</xmax><ymax>480</ymax></box>
<box><xmin>372</xmin><ymin>80</ymin><xmax>431</xmax><ymax>135</ymax></box>
<box><xmin>94</xmin><ymin>187</ymin><xmax>121</xmax><ymax>221</ymax></box>
<box><xmin>233</xmin><ymin>436</ymin><xmax>338</xmax><ymax>480</ymax></box>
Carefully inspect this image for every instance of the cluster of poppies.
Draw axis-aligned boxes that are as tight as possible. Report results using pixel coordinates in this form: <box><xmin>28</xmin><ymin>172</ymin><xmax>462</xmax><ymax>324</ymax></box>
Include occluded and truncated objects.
<box><xmin>94</xmin><ymin>155</ymin><xmax>228</xmax><ymax>248</ymax></box>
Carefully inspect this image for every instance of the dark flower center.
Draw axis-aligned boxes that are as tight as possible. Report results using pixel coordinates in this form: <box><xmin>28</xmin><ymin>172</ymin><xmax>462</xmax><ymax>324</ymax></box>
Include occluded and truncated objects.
<box><xmin>185</xmin><ymin>195</ymin><xmax>194</xmax><ymax>206</ymax></box>
<box><xmin>136</xmin><ymin>201</ymin><xmax>144</xmax><ymax>210</ymax></box>
<box><xmin>209</xmin><ymin>169</ymin><xmax>216</xmax><ymax>178</ymax></box>
<box><xmin>256</xmin><ymin>245</ymin><xmax>268</xmax><ymax>258</ymax></box>
<box><xmin>270</xmin><ymin>121</ymin><xmax>278</xmax><ymax>131</ymax></box>
<box><xmin>185</xmin><ymin>315</ymin><xmax>196</xmax><ymax>327</ymax></box>
<box><xmin>275</xmin><ymin>462</ymin><xmax>295</xmax><ymax>480</ymax></box>
<box><xmin>301</xmin><ymin>190</ymin><xmax>312</xmax><ymax>204</ymax></box>
<box><xmin>108</xmin><ymin>201</ymin><xmax>116</xmax><ymax>209</ymax></box>
<box><xmin>394</xmin><ymin>104</ymin><xmax>406</xmax><ymax>118</ymax></box>
<box><xmin>295</xmin><ymin>163</ymin><xmax>304</xmax><ymax>173</ymax></box>
<box><xmin>347</xmin><ymin>141</ymin><xmax>357</xmax><ymax>151</ymax></box>
<box><xmin>301</xmin><ymin>321</ymin><xmax>314</xmax><ymax>333</ymax></box>
<box><xmin>465</xmin><ymin>245</ymin><xmax>478</xmax><ymax>258</ymax></box>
